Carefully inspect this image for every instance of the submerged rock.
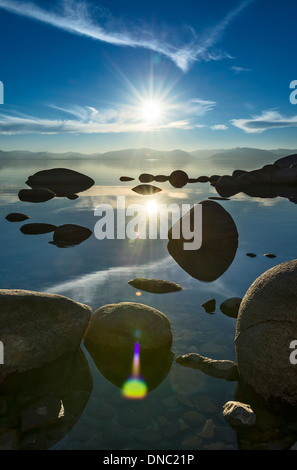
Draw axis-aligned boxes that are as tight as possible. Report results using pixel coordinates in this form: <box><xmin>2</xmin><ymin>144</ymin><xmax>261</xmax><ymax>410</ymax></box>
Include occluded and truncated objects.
<box><xmin>20</xmin><ymin>223</ymin><xmax>57</xmax><ymax>235</ymax></box>
<box><xmin>167</xmin><ymin>200</ymin><xmax>238</xmax><ymax>282</ymax></box>
<box><xmin>0</xmin><ymin>289</ymin><xmax>91</xmax><ymax>385</ymax></box>
<box><xmin>128</xmin><ymin>278</ymin><xmax>183</xmax><ymax>294</ymax></box>
<box><xmin>0</xmin><ymin>347</ymin><xmax>92</xmax><ymax>449</ymax></box>
<box><xmin>176</xmin><ymin>353</ymin><xmax>239</xmax><ymax>381</ymax></box>
<box><xmin>235</xmin><ymin>259</ymin><xmax>297</xmax><ymax>407</ymax></box>
<box><xmin>51</xmin><ymin>224</ymin><xmax>92</xmax><ymax>247</ymax></box>
<box><xmin>5</xmin><ymin>213</ymin><xmax>30</xmax><ymax>222</ymax></box>
<box><xmin>132</xmin><ymin>184</ymin><xmax>162</xmax><ymax>195</ymax></box>
<box><xmin>25</xmin><ymin>168</ymin><xmax>94</xmax><ymax>198</ymax></box>
<box><xmin>18</xmin><ymin>188</ymin><xmax>56</xmax><ymax>203</ymax></box>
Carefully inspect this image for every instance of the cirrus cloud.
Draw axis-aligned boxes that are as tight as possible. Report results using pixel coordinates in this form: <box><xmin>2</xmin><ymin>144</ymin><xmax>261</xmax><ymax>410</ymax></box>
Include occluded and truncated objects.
<box><xmin>231</xmin><ymin>110</ymin><xmax>297</xmax><ymax>133</ymax></box>
<box><xmin>0</xmin><ymin>0</ymin><xmax>254</xmax><ymax>72</ymax></box>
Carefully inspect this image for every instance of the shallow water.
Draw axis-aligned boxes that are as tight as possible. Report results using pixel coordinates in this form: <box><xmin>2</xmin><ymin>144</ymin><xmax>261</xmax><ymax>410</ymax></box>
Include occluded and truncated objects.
<box><xmin>1</xmin><ymin>156</ymin><xmax>297</xmax><ymax>450</ymax></box>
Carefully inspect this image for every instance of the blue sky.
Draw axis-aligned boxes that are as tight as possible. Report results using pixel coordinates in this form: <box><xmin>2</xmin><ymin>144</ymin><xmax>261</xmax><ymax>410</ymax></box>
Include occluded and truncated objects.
<box><xmin>0</xmin><ymin>0</ymin><xmax>296</xmax><ymax>153</ymax></box>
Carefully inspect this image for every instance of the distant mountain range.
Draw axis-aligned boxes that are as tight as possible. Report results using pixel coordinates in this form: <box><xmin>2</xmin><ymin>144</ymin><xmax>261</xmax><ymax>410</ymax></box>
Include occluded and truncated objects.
<box><xmin>1</xmin><ymin>147</ymin><xmax>297</xmax><ymax>169</ymax></box>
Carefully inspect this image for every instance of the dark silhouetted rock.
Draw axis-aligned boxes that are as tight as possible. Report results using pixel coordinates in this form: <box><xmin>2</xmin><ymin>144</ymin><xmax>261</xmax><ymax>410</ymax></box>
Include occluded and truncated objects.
<box><xmin>201</xmin><ymin>299</ymin><xmax>216</xmax><ymax>313</ymax></box>
<box><xmin>51</xmin><ymin>224</ymin><xmax>92</xmax><ymax>247</ymax></box>
<box><xmin>187</xmin><ymin>178</ymin><xmax>199</xmax><ymax>183</ymax></box>
<box><xmin>26</xmin><ymin>168</ymin><xmax>94</xmax><ymax>198</ymax></box>
<box><xmin>5</xmin><ymin>213</ymin><xmax>30</xmax><ymax>222</ymax></box>
<box><xmin>20</xmin><ymin>223</ymin><xmax>57</xmax><ymax>235</ymax></box>
<box><xmin>139</xmin><ymin>173</ymin><xmax>154</xmax><ymax>183</ymax></box>
<box><xmin>18</xmin><ymin>188</ymin><xmax>56</xmax><ymax>203</ymax></box>
<box><xmin>232</xmin><ymin>170</ymin><xmax>247</xmax><ymax>178</ymax></box>
<box><xmin>168</xmin><ymin>170</ymin><xmax>188</xmax><ymax>188</ymax></box>
<box><xmin>264</xmin><ymin>253</ymin><xmax>277</xmax><ymax>258</ymax></box>
<box><xmin>154</xmin><ymin>175</ymin><xmax>168</xmax><ymax>182</ymax></box>
<box><xmin>120</xmin><ymin>176</ymin><xmax>135</xmax><ymax>182</ymax></box>
<box><xmin>132</xmin><ymin>184</ymin><xmax>162</xmax><ymax>195</ymax></box>
<box><xmin>235</xmin><ymin>259</ymin><xmax>297</xmax><ymax>407</ymax></box>
<box><xmin>128</xmin><ymin>278</ymin><xmax>183</xmax><ymax>294</ymax></box>
<box><xmin>272</xmin><ymin>166</ymin><xmax>297</xmax><ymax>184</ymax></box>
<box><xmin>167</xmin><ymin>200</ymin><xmax>238</xmax><ymax>282</ymax></box>
<box><xmin>274</xmin><ymin>153</ymin><xmax>297</xmax><ymax>170</ymax></box>
<box><xmin>209</xmin><ymin>175</ymin><xmax>221</xmax><ymax>183</ymax></box>
<box><xmin>208</xmin><ymin>197</ymin><xmax>229</xmax><ymax>201</ymax></box>
<box><xmin>246</xmin><ymin>253</ymin><xmax>257</xmax><ymax>258</ymax></box>
<box><xmin>0</xmin><ymin>289</ymin><xmax>91</xmax><ymax>384</ymax></box>
<box><xmin>220</xmin><ymin>297</ymin><xmax>242</xmax><ymax>318</ymax></box>
<box><xmin>176</xmin><ymin>353</ymin><xmax>239</xmax><ymax>381</ymax></box>
<box><xmin>197</xmin><ymin>176</ymin><xmax>209</xmax><ymax>183</ymax></box>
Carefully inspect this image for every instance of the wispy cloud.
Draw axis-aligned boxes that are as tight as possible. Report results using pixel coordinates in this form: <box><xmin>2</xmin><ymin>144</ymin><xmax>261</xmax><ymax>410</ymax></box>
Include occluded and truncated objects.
<box><xmin>231</xmin><ymin>110</ymin><xmax>297</xmax><ymax>133</ymax></box>
<box><xmin>0</xmin><ymin>0</ymin><xmax>254</xmax><ymax>72</ymax></box>
<box><xmin>0</xmin><ymin>98</ymin><xmax>215</xmax><ymax>134</ymax></box>
<box><xmin>211</xmin><ymin>124</ymin><xmax>228</xmax><ymax>130</ymax></box>
<box><xmin>230</xmin><ymin>65</ymin><xmax>252</xmax><ymax>74</ymax></box>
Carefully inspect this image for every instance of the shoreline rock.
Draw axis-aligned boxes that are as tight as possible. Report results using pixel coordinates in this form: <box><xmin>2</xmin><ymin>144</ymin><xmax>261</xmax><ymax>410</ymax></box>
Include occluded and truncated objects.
<box><xmin>176</xmin><ymin>353</ymin><xmax>239</xmax><ymax>381</ymax></box>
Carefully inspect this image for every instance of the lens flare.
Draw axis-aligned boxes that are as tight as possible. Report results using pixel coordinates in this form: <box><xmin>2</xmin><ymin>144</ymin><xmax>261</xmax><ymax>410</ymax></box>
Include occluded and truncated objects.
<box><xmin>122</xmin><ymin>342</ymin><xmax>148</xmax><ymax>400</ymax></box>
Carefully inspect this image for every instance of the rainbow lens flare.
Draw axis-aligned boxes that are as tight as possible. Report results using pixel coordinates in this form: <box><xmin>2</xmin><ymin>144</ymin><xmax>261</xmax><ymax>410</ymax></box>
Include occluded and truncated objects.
<box><xmin>122</xmin><ymin>342</ymin><xmax>148</xmax><ymax>400</ymax></box>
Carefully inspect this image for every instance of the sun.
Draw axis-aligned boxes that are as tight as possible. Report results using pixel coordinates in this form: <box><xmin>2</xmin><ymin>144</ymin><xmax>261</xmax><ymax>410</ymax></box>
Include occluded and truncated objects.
<box><xmin>140</xmin><ymin>100</ymin><xmax>163</xmax><ymax>122</ymax></box>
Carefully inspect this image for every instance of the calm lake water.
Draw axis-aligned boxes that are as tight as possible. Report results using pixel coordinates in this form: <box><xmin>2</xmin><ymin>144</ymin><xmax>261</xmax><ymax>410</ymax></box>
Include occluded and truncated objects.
<box><xmin>1</xmin><ymin>156</ymin><xmax>297</xmax><ymax>450</ymax></box>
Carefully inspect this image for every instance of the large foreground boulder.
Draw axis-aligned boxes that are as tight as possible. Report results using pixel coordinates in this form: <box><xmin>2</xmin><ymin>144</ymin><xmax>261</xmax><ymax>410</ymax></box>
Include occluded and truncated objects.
<box><xmin>84</xmin><ymin>302</ymin><xmax>172</xmax><ymax>353</ymax></box>
<box><xmin>0</xmin><ymin>289</ymin><xmax>91</xmax><ymax>384</ymax></box>
<box><xmin>83</xmin><ymin>302</ymin><xmax>173</xmax><ymax>391</ymax></box>
<box><xmin>235</xmin><ymin>260</ymin><xmax>297</xmax><ymax>407</ymax></box>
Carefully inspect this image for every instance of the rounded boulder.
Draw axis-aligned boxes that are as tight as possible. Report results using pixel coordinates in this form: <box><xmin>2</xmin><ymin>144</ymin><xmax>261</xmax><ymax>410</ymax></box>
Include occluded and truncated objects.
<box><xmin>0</xmin><ymin>289</ymin><xmax>92</xmax><ymax>384</ymax></box>
<box><xmin>235</xmin><ymin>260</ymin><xmax>297</xmax><ymax>407</ymax></box>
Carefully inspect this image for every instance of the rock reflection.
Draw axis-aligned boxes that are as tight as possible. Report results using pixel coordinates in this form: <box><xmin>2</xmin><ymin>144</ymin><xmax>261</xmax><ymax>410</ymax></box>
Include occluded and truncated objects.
<box><xmin>167</xmin><ymin>200</ymin><xmax>238</xmax><ymax>282</ymax></box>
<box><xmin>0</xmin><ymin>348</ymin><xmax>93</xmax><ymax>450</ymax></box>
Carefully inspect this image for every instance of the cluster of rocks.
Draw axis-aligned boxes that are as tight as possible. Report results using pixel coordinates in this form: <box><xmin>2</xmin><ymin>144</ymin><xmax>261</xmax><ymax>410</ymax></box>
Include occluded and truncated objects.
<box><xmin>121</xmin><ymin>153</ymin><xmax>297</xmax><ymax>203</ymax></box>
<box><xmin>2</xmin><ymin>256</ymin><xmax>297</xmax><ymax>449</ymax></box>
<box><xmin>201</xmin><ymin>297</ymin><xmax>242</xmax><ymax>317</ymax></box>
<box><xmin>211</xmin><ymin>153</ymin><xmax>297</xmax><ymax>202</ymax></box>
<box><xmin>5</xmin><ymin>168</ymin><xmax>94</xmax><ymax>248</ymax></box>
